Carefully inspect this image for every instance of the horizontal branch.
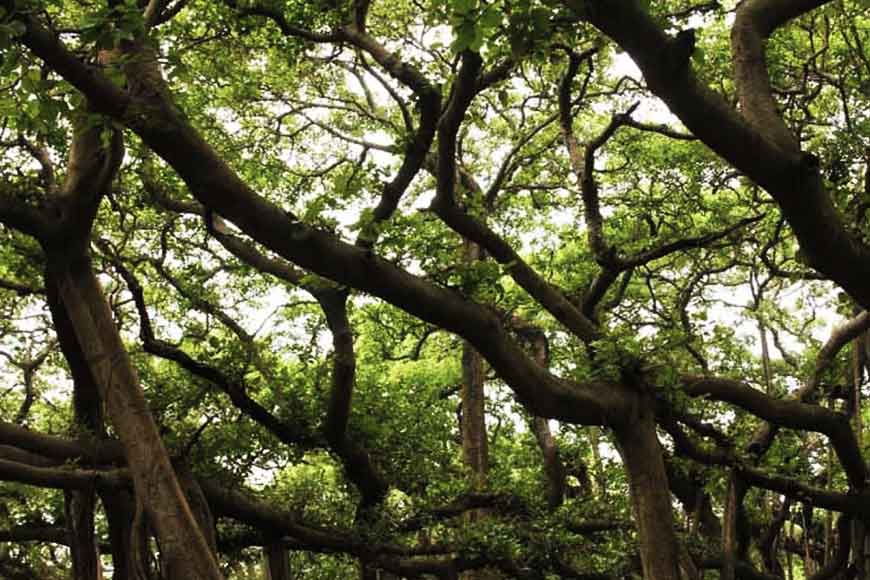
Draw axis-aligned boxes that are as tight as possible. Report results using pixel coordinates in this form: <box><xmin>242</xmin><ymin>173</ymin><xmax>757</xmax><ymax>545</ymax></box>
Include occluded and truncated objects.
<box><xmin>0</xmin><ymin>421</ymin><xmax>123</xmax><ymax>465</ymax></box>
<box><xmin>0</xmin><ymin>525</ymin><xmax>67</xmax><ymax>545</ymax></box>
<box><xmin>0</xmin><ymin>458</ymin><xmax>128</xmax><ymax>491</ymax></box>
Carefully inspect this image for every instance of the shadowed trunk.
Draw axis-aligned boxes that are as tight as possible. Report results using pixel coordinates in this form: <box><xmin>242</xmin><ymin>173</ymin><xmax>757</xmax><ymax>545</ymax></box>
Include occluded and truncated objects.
<box><xmin>175</xmin><ymin>462</ymin><xmax>218</xmax><ymax>556</ymax></box>
<box><xmin>100</xmin><ymin>488</ymin><xmax>156</xmax><ymax>580</ymax></box>
<box><xmin>523</xmin><ymin>327</ymin><xmax>568</xmax><ymax>507</ymax></box>
<box><xmin>65</xmin><ymin>488</ymin><xmax>102</xmax><ymax>580</ymax></box>
<box><xmin>264</xmin><ymin>543</ymin><xmax>291</xmax><ymax>580</ymax></box>
<box><xmin>461</xmin><ymin>340</ymin><xmax>488</xmax><ymax>493</ymax></box>
<box><xmin>48</xmin><ymin>259</ymin><xmax>104</xmax><ymax>580</ymax></box>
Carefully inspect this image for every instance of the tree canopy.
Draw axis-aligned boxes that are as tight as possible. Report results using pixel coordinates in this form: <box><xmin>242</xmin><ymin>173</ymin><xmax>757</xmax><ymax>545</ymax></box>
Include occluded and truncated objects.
<box><xmin>0</xmin><ymin>0</ymin><xmax>869</xmax><ymax>578</ymax></box>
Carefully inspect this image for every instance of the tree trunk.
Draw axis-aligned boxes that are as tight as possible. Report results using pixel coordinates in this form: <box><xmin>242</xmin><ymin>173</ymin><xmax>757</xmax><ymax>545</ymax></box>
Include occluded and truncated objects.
<box><xmin>46</xmin><ymin>251</ymin><xmax>223</xmax><ymax>579</ymax></box>
<box><xmin>853</xmin><ymin>519</ymin><xmax>866</xmax><ymax>580</ymax></box>
<box><xmin>65</xmin><ymin>488</ymin><xmax>102</xmax><ymax>580</ymax></box>
<box><xmin>100</xmin><ymin>488</ymin><xmax>157</xmax><ymax>580</ymax></box>
<box><xmin>527</xmin><ymin>331</ymin><xmax>567</xmax><ymax>507</ymax></box>
<box><xmin>175</xmin><ymin>463</ymin><xmax>218</xmax><ymax>556</ymax></box>
<box><xmin>461</xmin><ymin>341</ymin><xmax>488</xmax><ymax>495</ymax></box>
<box><xmin>722</xmin><ymin>472</ymin><xmax>740</xmax><ymax>580</ymax></box>
<box><xmin>264</xmin><ymin>543</ymin><xmax>291</xmax><ymax>580</ymax></box>
<box><xmin>458</xmin><ymin>263</ymin><xmax>499</xmax><ymax>580</ymax></box>
<box><xmin>613</xmin><ymin>401</ymin><xmax>681</xmax><ymax>580</ymax></box>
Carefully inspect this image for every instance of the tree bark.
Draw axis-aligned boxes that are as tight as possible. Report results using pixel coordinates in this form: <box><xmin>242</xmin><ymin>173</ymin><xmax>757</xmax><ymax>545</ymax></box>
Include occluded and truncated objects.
<box><xmin>459</xmin><ymin>241</ymin><xmax>492</xmax><ymax>580</ymax></box>
<box><xmin>100</xmin><ymin>488</ymin><xmax>156</xmax><ymax>580</ymax></box>
<box><xmin>175</xmin><ymin>462</ymin><xmax>218</xmax><ymax>556</ymax></box>
<box><xmin>461</xmin><ymin>340</ymin><xmax>488</xmax><ymax>493</ymax></box>
<box><xmin>613</xmin><ymin>400</ymin><xmax>681</xmax><ymax>580</ymax></box>
<box><xmin>525</xmin><ymin>329</ymin><xmax>567</xmax><ymax>507</ymax></box>
<box><xmin>264</xmin><ymin>542</ymin><xmax>291</xmax><ymax>580</ymax></box>
<box><xmin>65</xmin><ymin>488</ymin><xmax>102</xmax><ymax>580</ymax></box>
<box><xmin>46</xmin><ymin>251</ymin><xmax>223</xmax><ymax>579</ymax></box>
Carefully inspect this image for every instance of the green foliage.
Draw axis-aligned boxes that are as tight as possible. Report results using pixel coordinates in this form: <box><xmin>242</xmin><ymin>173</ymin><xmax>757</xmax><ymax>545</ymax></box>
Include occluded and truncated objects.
<box><xmin>1</xmin><ymin>0</ymin><xmax>869</xmax><ymax>576</ymax></box>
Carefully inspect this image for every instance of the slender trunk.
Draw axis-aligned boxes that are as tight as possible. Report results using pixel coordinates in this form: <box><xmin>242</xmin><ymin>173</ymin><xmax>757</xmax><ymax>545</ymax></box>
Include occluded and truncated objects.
<box><xmin>100</xmin><ymin>488</ymin><xmax>156</xmax><ymax>580</ymax></box>
<box><xmin>854</xmin><ymin>519</ymin><xmax>866</xmax><ymax>580</ymax></box>
<box><xmin>531</xmin><ymin>416</ymin><xmax>566</xmax><ymax>508</ymax></box>
<box><xmin>723</xmin><ymin>473</ymin><xmax>740</xmax><ymax>580</ymax></box>
<box><xmin>803</xmin><ymin>504</ymin><xmax>815</xmax><ymax>575</ymax></box>
<box><xmin>461</xmin><ymin>340</ymin><xmax>488</xmax><ymax>492</ymax></box>
<box><xmin>264</xmin><ymin>543</ymin><xmax>291</xmax><ymax>580</ymax></box>
<box><xmin>759</xmin><ymin>322</ymin><xmax>773</xmax><ymax>395</ymax></box>
<box><xmin>65</xmin><ymin>488</ymin><xmax>102</xmax><ymax>580</ymax></box>
<box><xmin>613</xmin><ymin>401</ymin><xmax>681</xmax><ymax>580</ymax></box>
<box><xmin>47</xmin><ymin>252</ymin><xmax>223</xmax><ymax>579</ymax></box>
<box><xmin>528</xmin><ymin>332</ymin><xmax>567</xmax><ymax>507</ymax></box>
<box><xmin>459</xmin><ymin>243</ymin><xmax>493</xmax><ymax>580</ymax></box>
<box><xmin>825</xmin><ymin>428</ymin><xmax>834</xmax><ymax>565</ymax></box>
<box><xmin>852</xmin><ymin>328</ymin><xmax>865</xmax><ymax>445</ymax></box>
<box><xmin>589</xmin><ymin>427</ymin><xmax>605</xmax><ymax>497</ymax></box>
<box><xmin>460</xmin><ymin>240</ymin><xmax>488</xmax><ymax>494</ymax></box>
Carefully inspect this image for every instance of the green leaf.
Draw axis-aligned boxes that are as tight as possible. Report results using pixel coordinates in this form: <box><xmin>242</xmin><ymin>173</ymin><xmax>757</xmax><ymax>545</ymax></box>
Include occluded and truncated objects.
<box><xmin>451</xmin><ymin>0</ymin><xmax>476</xmax><ymax>16</ymax></box>
<box><xmin>479</xmin><ymin>5</ymin><xmax>501</xmax><ymax>31</ymax></box>
<box><xmin>452</xmin><ymin>20</ymin><xmax>476</xmax><ymax>52</ymax></box>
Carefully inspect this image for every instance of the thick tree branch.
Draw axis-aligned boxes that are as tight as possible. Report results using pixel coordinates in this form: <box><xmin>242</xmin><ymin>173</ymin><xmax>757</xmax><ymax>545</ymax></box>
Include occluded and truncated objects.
<box><xmin>0</xmin><ymin>458</ymin><xmax>128</xmax><ymax>491</ymax></box>
<box><xmin>564</xmin><ymin>0</ymin><xmax>870</xmax><ymax>311</ymax></box>
<box><xmin>0</xmin><ymin>525</ymin><xmax>68</xmax><ymax>545</ymax></box>
<box><xmin>0</xmin><ymin>191</ymin><xmax>53</xmax><ymax>238</ymax></box>
<box><xmin>0</xmin><ymin>277</ymin><xmax>44</xmax><ymax>296</ymax></box>
<box><xmin>684</xmin><ymin>376</ymin><xmax>867</xmax><ymax>488</ymax></box>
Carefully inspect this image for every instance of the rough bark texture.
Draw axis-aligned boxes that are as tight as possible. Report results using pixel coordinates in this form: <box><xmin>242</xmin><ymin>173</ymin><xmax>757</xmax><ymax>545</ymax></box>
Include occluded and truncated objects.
<box><xmin>175</xmin><ymin>462</ymin><xmax>218</xmax><ymax>556</ymax></box>
<box><xmin>459</xmin><ymin>340</ymin><xmax>494</xmax><ymax>580</ymax></box>
<box><xmin>100</xmin><ymin>488</ymin><xmax>150</xmax><ymax>580</ymax></box>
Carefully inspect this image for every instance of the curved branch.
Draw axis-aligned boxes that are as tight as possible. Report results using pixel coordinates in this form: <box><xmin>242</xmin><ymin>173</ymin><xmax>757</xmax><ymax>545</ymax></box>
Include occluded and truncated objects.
<box><xmin>9</xmin><ymin>3</ymin><xmax>629</xmax><ymax>429</ymax></box>
<box><xmin>685</xmin><ymin>376</ymin><xmax>866</xmax><ymax>488</ymax></box>
<box><xmin>566</xmin><ymin>0</ymin><xmax>870</xmax><ymax>311</ymax></box>
<box><xmin>107</xmin><ymin>255</ymin><xmax>322</xmax><ymax>450</ymax></box>
<box><xmin>319</xmin><ymin>291</ymin><xmax>389</xmax><ymax>507</ymax></box>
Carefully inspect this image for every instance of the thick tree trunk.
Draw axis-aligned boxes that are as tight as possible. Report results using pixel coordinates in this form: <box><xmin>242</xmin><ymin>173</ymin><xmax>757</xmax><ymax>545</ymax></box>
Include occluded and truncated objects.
<box><xmin>49</xmin><ymin>264</ymin><xmax>104</xmax><ymax>580</ymax></box>
<box><xmin>46</xmin><ymin>252</ymin><xmax>223</xmax><ymax>579</ymax></box>
<box><xmin>613</xmin><ymin>401</ymin><xmax>681</xmax><ymax>580</ymax></box>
